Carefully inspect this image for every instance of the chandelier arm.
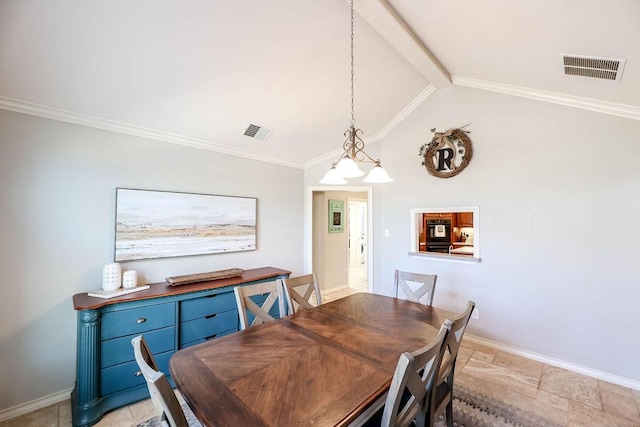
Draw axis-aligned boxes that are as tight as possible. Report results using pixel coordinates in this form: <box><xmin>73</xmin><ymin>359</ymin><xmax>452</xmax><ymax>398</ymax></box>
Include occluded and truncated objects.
<box><xmin>351</xmin><ymin>129</ymin><xmax>380</xmax><ymax>164</ymax></box>
<box><xmin>341</xmin><ymin>129</ymin><xmax>354</xmax><ymax>157</ymax></box>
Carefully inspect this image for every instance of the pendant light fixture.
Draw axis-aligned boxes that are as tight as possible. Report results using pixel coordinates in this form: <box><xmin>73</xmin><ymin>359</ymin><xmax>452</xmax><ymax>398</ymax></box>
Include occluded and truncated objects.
<box><xmin>320</xmin><ymin>0</ymin><xmax>393</xmax><ymax>185</ymax></box>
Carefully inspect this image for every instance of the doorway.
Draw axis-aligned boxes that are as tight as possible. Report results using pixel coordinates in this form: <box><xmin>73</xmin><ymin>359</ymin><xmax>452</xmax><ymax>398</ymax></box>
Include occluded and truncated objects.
<box><xmin>348</xmin><ymin>198</ymin><xmax>368</xmax><ymax>293</ymax></box>
<box><xmin>306</xmin><ymin>186</ymin><xmax>372</xmax><ymax>302</ymax></box>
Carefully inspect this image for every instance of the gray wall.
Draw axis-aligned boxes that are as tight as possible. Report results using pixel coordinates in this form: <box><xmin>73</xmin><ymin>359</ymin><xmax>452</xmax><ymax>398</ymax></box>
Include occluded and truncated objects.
<box><xmin>3</xmin><ymin>80</ymin><xmax>640</xmax><ymax>411</ymax></box>
<box><xmin>306</xmin><ymin>85</ymin><xmax>640</xmax><ymax>384</ymax></box>
<box><xmin>0</xmin><ymin>110</ymin><xmax>304</xmax><ymax>410</ymax></box>
<box><xmin>374</xmin><ymin>85</ymin><xmax>640</xmax><ymax>382</ymax></box>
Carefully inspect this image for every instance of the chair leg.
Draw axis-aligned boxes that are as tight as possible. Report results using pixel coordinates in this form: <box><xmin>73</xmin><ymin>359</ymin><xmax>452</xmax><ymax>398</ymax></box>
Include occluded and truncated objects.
<box><xmin>446</xmin><ymin>400</ymin><xmax>453</xmax><ymax>427</ymax></box>
<box><xmin>424</xmin><ymin>412</ymin><xmax>435</xmax><ymax>427</ymax></box>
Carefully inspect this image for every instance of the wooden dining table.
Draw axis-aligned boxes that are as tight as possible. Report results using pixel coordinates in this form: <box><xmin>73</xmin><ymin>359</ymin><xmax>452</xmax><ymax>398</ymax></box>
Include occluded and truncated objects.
<box><xmin>169</xmin><ymin>292</ymin><xmax>455</xmax><ymax>427</ymax></box>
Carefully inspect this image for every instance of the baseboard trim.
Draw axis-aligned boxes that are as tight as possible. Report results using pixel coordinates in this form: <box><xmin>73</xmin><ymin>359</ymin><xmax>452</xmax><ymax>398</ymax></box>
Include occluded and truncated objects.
<box><xmin>465</xmin><ymin>334</ymin><xmax>640</xmax><ymax>391</ymax></box>
<box><xmin>322</xmin><ymin>284</ymin><xmax>351</xmax><ymax>292</ymax></box>
<box><xmin>0</xmin><ymin>388</ymin><xmax>72</xmax><ymax>423</ymax></box>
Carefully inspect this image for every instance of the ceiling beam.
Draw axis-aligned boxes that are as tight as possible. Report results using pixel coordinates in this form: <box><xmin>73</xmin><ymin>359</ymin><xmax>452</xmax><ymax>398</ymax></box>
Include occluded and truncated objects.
<box><xmin>352</xmin><ymin>0</ymin><xmax>451</xmax><ymax>88</ymax></box>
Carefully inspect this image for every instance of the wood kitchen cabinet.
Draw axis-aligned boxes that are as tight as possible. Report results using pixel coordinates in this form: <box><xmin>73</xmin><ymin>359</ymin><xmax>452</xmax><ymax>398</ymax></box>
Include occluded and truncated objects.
<box><xmin>424</xmin><ymin>213</ymin><xmax>453</xmax><ymax>219</ymax></box>
<box><xmin>456</xmin><ymin>212</ymin><xmax>474</xmax><ymax>227</ymax></box>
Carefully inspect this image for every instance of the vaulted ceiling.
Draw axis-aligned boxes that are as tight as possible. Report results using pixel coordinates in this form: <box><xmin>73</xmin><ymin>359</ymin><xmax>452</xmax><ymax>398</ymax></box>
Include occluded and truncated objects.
<box><xmin>1</xmin><ymin>0</ymin><xmax>638</xmax><ymax>168</ymax></box>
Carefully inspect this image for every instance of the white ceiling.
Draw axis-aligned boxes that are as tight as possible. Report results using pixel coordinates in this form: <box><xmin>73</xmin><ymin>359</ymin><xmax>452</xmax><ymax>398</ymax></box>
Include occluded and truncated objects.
<box><xmin>390</xmin><ymin>0</ymin><xmax>640</xmax><ymax>106</ymax></box>
<box><xmin>1</xmin><ymin>0</ymin><xmax>638</xmax><ymax>168</ymax></box>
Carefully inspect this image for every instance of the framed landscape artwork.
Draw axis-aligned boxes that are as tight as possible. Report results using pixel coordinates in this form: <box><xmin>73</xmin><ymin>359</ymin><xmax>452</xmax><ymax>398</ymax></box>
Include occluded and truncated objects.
<box><xmin>114</xmin><ymin>188</ymin><xmax>257</xmax><ymax>261</ymax></box>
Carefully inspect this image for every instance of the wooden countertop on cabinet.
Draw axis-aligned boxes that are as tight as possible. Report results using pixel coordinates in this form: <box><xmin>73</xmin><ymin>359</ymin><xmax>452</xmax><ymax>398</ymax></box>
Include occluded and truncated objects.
<box><xmin>451</xmin><ymin>241</ymin><xmax>474</xmax><ymax>247</ymax></box>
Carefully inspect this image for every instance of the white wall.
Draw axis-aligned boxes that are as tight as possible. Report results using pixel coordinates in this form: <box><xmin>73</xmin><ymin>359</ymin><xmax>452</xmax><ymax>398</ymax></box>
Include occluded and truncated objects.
<box><xmin>369</xmin><ymin>85</ymin><xmax>640</xmax><ymax>382</ymax></box>
<box><xmin>305</xmin><ymin>85</ymin><xmax>640</xmax><ymax>384</ymax></box>
<box><xmin>0</xmin><ymin>110</ymin><xmax>305</xmax><ymax>410</ymax></box>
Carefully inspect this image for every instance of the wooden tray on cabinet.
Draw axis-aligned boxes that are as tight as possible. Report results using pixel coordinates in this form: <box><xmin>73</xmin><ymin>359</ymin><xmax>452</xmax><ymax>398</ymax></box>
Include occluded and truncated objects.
<box><xmin>165</xmin><ymin>268</ymin><xmax>245</xmax><ymax>286</ymax></box>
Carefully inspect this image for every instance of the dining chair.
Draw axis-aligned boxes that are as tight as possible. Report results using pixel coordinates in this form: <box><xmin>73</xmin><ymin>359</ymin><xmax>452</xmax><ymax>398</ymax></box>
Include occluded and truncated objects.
<box><xmin>131</xmin><ymin>335</ymin><xmax>190</xmax><ymax>427</ymax></box>
<box><xmin>362</xmin><ymin>321</ymin><xmax>451</xmax><ymax>427</ymax></box>
<box><xmin>233</xmin><ymin>281</ymin><xmax>286</xmax><ymax>330</ymax></box>
<box><xmin>431</xmin><ymin>301</ymin><xmax>475</xmax><ymax>427</ymax></box>
<box><xmin>282</xmin><ymin>273</ymin><xmax>322</xmax><ymax>314</ymax></box>
<box><xmin>394</xmin><ymin>270</ymin><xmax>437</xmax><ymax>306</ymax></box>
<box><xmin>386</xmin><ymin>320</ymin><xmax>452</xmax><ymax>427</ymax></box>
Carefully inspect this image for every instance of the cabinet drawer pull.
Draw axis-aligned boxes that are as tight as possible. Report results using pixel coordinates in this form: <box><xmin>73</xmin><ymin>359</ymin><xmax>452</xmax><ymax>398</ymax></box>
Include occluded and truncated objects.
<box><xmin>136</xmin><ymin>318</ymin><xmax>147</xmax><ymax>324</ymax></box>
<box><xmin>205</xmin><ymin>334</ymin><xmax>218</xmax><ymax>340</ymax></box>
<box><xmin>135</xmin><ymin>371</ymin><xmax>143</xmax><ymax>377</ymax></box>
<box><xmin>205</xmin><ymin>313</ymin><xmax>218</xmax><ymax>319</ymax></box>
<box><xmin>205</xmin><ymin>294</ymin><xmax>218</xmax><ymax>299</ymax></box>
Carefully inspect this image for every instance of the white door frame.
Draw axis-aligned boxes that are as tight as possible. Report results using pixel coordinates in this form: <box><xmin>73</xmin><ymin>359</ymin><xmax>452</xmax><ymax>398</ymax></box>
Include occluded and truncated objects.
<box><xmin>305</xmin><ymin>186</ymin><xmax>373</xmax><ymax>292</ymax></box>
<box><xmin>348</xmin><ymin>197</ymin><xmax>368</xmax><ymax>267</ymax></box>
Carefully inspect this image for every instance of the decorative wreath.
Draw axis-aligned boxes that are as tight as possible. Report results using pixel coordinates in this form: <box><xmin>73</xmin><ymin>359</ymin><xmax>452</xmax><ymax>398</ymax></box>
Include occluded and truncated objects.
<box><xmin>419</xmin><ymin>127</ymin><xmax>473</xmax><ymax>179</ymax></box>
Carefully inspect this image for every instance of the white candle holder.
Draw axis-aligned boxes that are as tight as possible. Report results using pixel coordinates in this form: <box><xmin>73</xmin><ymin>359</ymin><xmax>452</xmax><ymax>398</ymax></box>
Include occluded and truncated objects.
<box><xmin>123</xmin><ymin>270</ymin><xmax>138</xmax><ymax>289</ymax></box>
<box><xmin>102</xmin><ymin>263</ymin><xmax>122</xmax><ymax>291</ymax></box>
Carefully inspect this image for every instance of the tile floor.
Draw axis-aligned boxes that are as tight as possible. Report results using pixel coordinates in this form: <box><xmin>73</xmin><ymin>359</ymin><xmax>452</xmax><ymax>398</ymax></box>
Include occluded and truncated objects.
<box><xmin>454</xmin><ymin>340</ymin><xmax>640</xmax><ymax>426</ymax></box>
<box><xmin>323</xmin><ymin>264</ymin><xmax>368</xmax><ymax>301</ymax></box>
<box><xmin>4</xmin><ymin>277</ymin><xmax>639</xmax><ymax>427</ymax></box>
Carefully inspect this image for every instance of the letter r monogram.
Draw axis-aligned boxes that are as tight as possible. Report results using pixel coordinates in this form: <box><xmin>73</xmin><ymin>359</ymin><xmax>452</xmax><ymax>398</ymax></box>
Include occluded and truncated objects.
<box><xmin>436</xmin><ymin>148</ymin><xmax>454</xmax><ymax>171</ymax></box>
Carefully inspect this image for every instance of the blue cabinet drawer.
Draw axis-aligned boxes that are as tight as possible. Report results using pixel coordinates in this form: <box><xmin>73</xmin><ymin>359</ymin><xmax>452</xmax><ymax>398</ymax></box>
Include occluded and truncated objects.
<box><xmin>101</xmin><ymin>302</ymin><xmax>175</xmax><ymax>341</ymax></box>
<box><xmin>100</xmin><ymin>350</ymin><xmax>173</xmax><ymax>396</ymax></box>
<box><xmin>101</xmin><ymin>327</ymin><xmax>175</xmax><ymax>369</ymax></box>
<box><xmin>179</xmin><ymin>310</ymin><xmax>238</xmax><ymax>346</ymax></box>
<box><xmin>181</xmin><ymin>328</ymin><xmax>236</xmax><ymax>349</ymax></box>
<box><xmin>180</xmin><ymin>291</ymin><xmax>236</xmax><ymax>322</ymax></box>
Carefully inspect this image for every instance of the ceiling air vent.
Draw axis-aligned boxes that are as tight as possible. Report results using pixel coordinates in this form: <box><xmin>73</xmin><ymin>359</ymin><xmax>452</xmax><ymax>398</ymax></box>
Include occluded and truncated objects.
<box><xmin>561</xmin><ymin>54</ymin><xmax>626</xmax><ymax>82</ymax></box>
<box><xmin>243</xmin><ymin>123</ymin><xmax>273</xmax><ymax>141</ymax></box>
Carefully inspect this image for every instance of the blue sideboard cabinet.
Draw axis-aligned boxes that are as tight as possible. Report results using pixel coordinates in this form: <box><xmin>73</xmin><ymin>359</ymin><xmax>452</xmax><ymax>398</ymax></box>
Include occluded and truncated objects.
<box><xmin>71</xmin><ymin>267</ymin><xmax>290</xmax><ymax>427</ymax></box>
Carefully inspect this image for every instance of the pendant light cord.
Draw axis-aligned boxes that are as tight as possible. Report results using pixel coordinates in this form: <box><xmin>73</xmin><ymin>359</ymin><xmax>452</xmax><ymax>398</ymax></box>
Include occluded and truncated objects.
<box><xmin>350</xmin><ymin>0</ymin><xmax>355</xmax><ymax>127</ymax></box>
<box><xmin>320</xmin><ymin>0</ymin><xmax>393</xmax><ymax>183</ymax></box>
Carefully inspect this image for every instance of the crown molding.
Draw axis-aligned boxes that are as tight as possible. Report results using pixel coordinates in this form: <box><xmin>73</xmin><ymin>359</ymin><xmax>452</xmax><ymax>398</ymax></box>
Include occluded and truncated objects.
<box><xmin>6</xmin><ymin>75</ymin><xmax>633</xmax><ymax>174</ymax></box>
<box><xmin>0</xmin><ymin>96</ymin><xmax>304</xmax><ymax>169</ymax></box>
<box><xmin>367</xmin><ymin>84</ymin><xmax>436</xmax><ymax>144</ymax></box>
<box><xmin>304</xmin><ymin>85</ymin><xmax>436</xmax><ymax>169</ymax></box>
<box><xmin>452</xmin><ymin>76</ymin><xmax>640</xmax><ymax>121</ymax></box>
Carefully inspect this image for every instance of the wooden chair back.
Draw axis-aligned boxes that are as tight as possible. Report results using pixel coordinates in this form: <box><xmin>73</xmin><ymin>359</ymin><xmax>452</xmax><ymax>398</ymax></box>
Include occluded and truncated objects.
<box><xmin>434</xmin><ymin>301</ymin><xmax>476</xmax><ymax>427</ymax></box>
<box><xmin>381</xmin><ymin>321</ymin><xmax>451</xmax><ymax>427</ymax></box>
<box><xmin>394</xmin><ymin>270</ymin><xmax>437</xmax><ymax>306</ymax></box>
<box><xmin>233</xmin><ymin>281</ymin><xmax>286</xmax><ymax>330</ymax></box>
<box><xmin>131</xmin><ymin>335</ymin><xmax>188</xmax><ymax>427</ymax></box>
<box><xmin>282</xmin><ymin>273</ymin><xmax>322</xmax><ymax>314</ymax></box>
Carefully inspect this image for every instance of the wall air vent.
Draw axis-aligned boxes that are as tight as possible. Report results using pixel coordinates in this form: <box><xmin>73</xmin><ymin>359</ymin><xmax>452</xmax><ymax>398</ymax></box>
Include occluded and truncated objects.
<box><xmin>243</xmin><ymin>123</ymin><xmax>273</xmax><ymax>141</ymax></box>
<box><xmin>561</xmin><ymin>54</ymin><xmax>626</xmax><ymax>82</ymax></box>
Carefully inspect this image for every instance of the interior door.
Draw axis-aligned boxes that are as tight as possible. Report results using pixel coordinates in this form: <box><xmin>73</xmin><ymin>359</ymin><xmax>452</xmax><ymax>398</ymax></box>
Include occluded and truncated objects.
<box><xmin>348</xmin><ymin>200</ymin><xmax>367</xmax><ymax>267</ymax></box>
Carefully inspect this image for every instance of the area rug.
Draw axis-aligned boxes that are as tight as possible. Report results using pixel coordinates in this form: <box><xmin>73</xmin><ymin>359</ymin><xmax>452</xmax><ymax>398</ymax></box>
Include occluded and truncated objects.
<box><xmin>138</xmin><ymin>384</ymin><xmax>562</xmax><ymax>427</ymax></box>
<box><xmin>434</xmin><ymin>384</ymin><xmax>562</xmax><ymax>427</ymax></box>
<box><xmin>137</xmin><ymin>402</ymin><xmax>202</xmax><ymax>427</ymax></box>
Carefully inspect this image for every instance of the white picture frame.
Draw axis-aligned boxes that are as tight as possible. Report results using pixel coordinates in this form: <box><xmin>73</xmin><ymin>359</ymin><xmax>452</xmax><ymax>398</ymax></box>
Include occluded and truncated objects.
<box><xmin>114</xmin><ymin>188</ymin><xmax>257</xmax><ymax>261</ymax></box>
